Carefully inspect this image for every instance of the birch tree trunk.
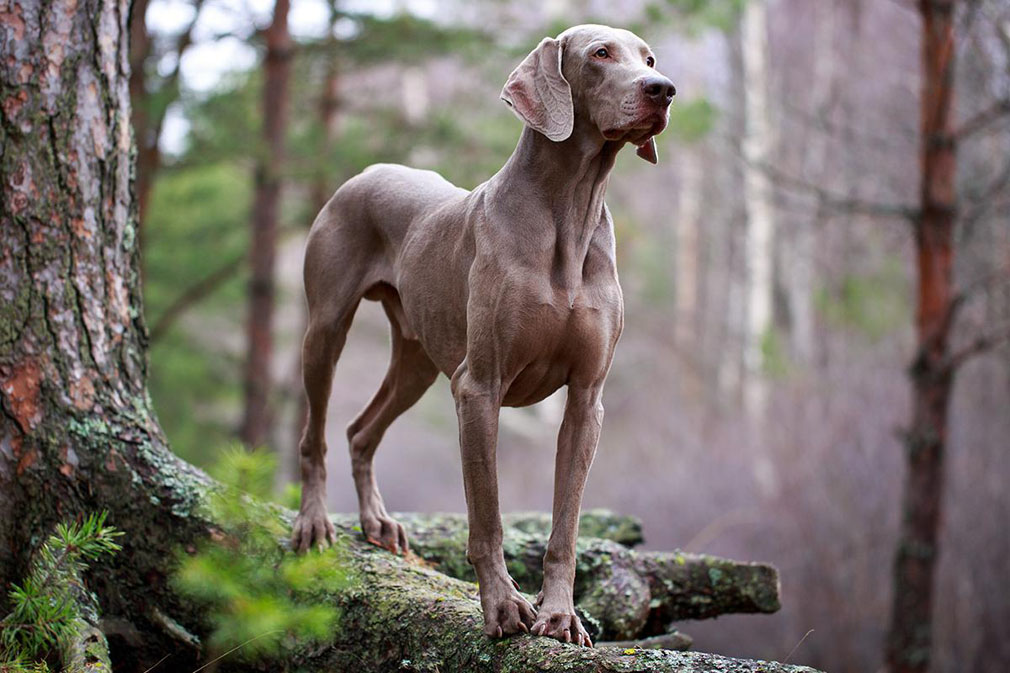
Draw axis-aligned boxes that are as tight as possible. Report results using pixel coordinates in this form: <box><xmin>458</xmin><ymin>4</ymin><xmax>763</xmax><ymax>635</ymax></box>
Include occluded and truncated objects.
<box><xmin>240</xmin><ymin>0</ymin><xmax>292</xmax><ymax>448</ymax></box>
<box><xmin>716</xmin><ymin>35</ymin><xmax>746</xmax><ymax>401</ymax></box>
<box><xmin>785</xmin><ymin>0</ymin><xmax>838</xmax><ymax>368</ymax></box>
<box><xmin>741</xmin><ymin>0</ymin><xmax>777</xmax><ymax>423</ymax></box>
<box><xmin>674</xmin><ymin>58</ymin><xmax>705</xmax><ymax>353</ymax></box>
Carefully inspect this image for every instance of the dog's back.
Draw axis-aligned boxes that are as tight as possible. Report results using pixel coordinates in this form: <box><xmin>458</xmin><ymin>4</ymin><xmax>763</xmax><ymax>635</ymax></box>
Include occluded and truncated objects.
<box><xmin>317</xmin><ymin>163</ymin><xmax>467</xmax><ymax>250</ymax></box>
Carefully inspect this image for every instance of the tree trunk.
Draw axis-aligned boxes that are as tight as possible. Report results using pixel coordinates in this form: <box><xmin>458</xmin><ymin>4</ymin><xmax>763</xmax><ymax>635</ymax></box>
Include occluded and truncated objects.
<box><xmin>741</xmin><ymin>0</ymin><xmax>777</xmax><ymax>423</ymax></box>
<box><xmin>674</xmin><ymin>146</ymin><xmax>702</xmax><ymax>352</ymax></box>
<box><xmin>128</xmin><ymin>0</ymin><xmax>202</xmax><ymax>280</ymax></box>
<box><xmin>240</xmin><ymin>0</ymin><xmax>292</xmax><ymax>448</ymax></box>
<box><xmin>740</xmin><ymin>0</ymin><xmax>779</xmax><ymax>498</ymax></box>
<box><xmin>0</xmin><ymin>4</ymin><xmax>820</xmax><ymax>672</ymax></box>
<box><xmin>0</xmin><ymin>2</ymin><xmax>212</xmax><ymax>666</ymax></box>
<box><xmin>885</xmin><ymin>2</ymin><xmax>958</xmax><ymax>672</ymax></box>
<box><xmin>784</xmin><ymin>0</ymin><xmax>838</xmax><ymax>368</ymax></box>
<box><xmin>128</xmin><ymin>0</ymin><xmax>154</xmax><ymax>248</ymax></box>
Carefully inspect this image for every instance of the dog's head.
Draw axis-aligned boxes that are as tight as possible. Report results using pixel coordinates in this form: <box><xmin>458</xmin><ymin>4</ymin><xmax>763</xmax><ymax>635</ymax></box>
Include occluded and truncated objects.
<box><xmin>501</xmin><ymin>24</ymin><xmax>675</xmax><ymax>164</ymax></box>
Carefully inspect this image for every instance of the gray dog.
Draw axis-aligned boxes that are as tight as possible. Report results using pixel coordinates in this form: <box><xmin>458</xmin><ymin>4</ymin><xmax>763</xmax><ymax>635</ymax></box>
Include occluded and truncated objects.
<box><xmin>292</xmin><ymin>24</ymin><xmax>674</xmax><ymax>646</ymax></box>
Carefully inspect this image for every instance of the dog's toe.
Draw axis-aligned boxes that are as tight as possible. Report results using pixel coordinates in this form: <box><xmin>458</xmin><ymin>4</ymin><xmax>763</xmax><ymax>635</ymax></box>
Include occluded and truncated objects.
<box><xmin>483</xmin><ymin>591</ymin><xmax>536</xmax><ymax>638</ymax></box>
<box><xmin>531</xmin><ymin>608</ymin><xmax>591</xmax><ymax>647</ymax></box>
<box><xmin>362</xmin><ymin>513</ymin><xmax>410</xmax><ymax>555</ymax></box>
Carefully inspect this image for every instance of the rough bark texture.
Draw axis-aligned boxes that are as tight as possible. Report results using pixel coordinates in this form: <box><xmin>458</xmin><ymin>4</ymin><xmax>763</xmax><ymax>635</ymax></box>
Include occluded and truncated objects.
<box><xmin>0</xmin><ymin>3</ymin><xmax>820</xmax><ymax>672</ymax></box>
<box><xmin>240</xmin><ymin>0</ymin><xmax>292</xmax><ymax>448</ymax></box>
<box><xmin>885</xmin><ymin>2</ymin><xmax>958</xmax><ymax>672</ymax></box>
<box><xmin>300</xmin><ymin>520</ymin><xmax>816</xmax><ymax>673</ymax></box>
<box><xmin>0</xmin><ymin>6</ymin><xmax>212</xmax><ymax>670</ymax></box>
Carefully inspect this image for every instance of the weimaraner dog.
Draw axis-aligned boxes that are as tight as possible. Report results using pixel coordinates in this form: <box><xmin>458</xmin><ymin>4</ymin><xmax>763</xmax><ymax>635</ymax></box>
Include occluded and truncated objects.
<box><xmin>292</xmin><ymin>24</ymin><xmax>674</xmax><ymax>646</ymax></box>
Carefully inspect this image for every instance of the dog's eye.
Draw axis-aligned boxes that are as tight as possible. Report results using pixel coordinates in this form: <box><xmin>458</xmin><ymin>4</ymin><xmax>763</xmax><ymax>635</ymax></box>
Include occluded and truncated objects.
<box><xmin>646</xmin><ymin>56</ymin><xmax>655</xmax><ymax>67</ymax></box>
<box><xmin>594</xmin><ymin>48</ymin><xmax>609</xmax><ymax>59</ymax></box>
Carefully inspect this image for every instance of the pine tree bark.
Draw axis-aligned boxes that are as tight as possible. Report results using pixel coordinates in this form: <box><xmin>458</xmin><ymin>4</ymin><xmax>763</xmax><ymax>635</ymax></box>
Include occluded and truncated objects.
<box><xmin>0</xmin><ymin>2</ymin><xmax>211</xmax><ymax>665</ymax></box>
<box><xmin>0</xmin><ymin>3</ymin><xmax>820</xmax><ymax>672</ymax></box>
<box><xmin>885</xmin><ymin>2</ymin><xmax>958</xmax><ymax>672</ymax></box>
<box><xmin>240</xmin><ymin>0</ymin><xmax>292</xmax><ymax>448</ymax></box>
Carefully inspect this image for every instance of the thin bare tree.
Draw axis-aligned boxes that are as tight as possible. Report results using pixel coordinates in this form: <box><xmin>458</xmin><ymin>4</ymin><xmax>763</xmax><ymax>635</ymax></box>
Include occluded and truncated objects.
<box><xmin>241</xmin><ymin>0</ymin><xmax>292</xmax><ymax>448</ymax></box>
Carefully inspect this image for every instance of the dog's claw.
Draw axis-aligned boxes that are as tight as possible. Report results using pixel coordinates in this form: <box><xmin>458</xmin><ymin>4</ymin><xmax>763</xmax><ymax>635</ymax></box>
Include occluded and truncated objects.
<box><xmin>291</xmin><ymin>500</ymin><xmax>335</xmax><ymax>554</ymax></box>
<box><xmin>530</xmin><ymin>606</ymin><xmax>590</xmax><ymax>647</ymax></box>
<box><xmin>481</xmin><ymin>578</ymin><xmax>536</xmax><ymax>639</ymax></box>
<box><xmin>361</xmin><ymin>512</ymin><xmax>409</xmax><ymax>555</ymax></box>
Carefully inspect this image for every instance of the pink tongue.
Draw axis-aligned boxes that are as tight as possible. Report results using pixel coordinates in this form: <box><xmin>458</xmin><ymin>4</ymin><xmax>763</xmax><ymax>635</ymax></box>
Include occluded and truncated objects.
<box><xmin>636</xmin><ymin>137</ymin><xmax>658</xmax><ymax>164</ymax></box>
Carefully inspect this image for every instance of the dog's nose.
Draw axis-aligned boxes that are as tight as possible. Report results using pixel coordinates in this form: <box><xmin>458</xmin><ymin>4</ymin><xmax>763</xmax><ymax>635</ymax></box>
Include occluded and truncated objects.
<box><xmin>641</xmin><ymin>76</ymin><xmax>676</xmax><ymax>107</ymax></box>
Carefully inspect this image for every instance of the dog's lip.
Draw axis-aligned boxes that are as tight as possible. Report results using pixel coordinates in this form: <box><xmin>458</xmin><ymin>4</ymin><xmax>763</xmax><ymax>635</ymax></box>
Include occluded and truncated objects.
<box><xmin>603</xmin><ymin>111</ymin><xmax>669</xmax><ymax>144</ymax></box>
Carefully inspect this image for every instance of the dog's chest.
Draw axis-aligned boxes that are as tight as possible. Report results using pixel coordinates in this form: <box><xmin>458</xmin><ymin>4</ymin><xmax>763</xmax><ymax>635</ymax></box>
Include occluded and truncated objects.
<box><xmin>498</xmin><ymin>272</ymin><xmax>623</xmax><ymax>406</ymax></box>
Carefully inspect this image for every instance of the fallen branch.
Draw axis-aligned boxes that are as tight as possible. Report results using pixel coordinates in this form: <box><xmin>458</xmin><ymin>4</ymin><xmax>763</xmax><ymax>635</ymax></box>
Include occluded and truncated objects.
<box><xmin>501</xmin><ymin>509</ymin><xmax>644</xmax><ymax>547</ymax></box>
<box><xmin>332</xmin><ymin>512</ymin><xmax>780</xmax><ymax>641</ymax></box>
<box><xmin>600</xmin><ymin>631</ymin><xmax>694</xmax><ymax>652</ymax></box>
<box><xmin>305</xmin><ymin>519</ymin><xmax>817</xmax><ymax>673</ymax></box>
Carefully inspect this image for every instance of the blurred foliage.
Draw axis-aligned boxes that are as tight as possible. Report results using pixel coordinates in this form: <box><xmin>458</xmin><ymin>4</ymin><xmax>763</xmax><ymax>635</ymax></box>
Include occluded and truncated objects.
<box><xmin>331</xmin><ymin>13</ymin><xmax>489</xmax><ymax>65</ymax></box>
<box><xmin>668</xmin><ymin>97</ymin><xmax>718</xmax><ymax>143</ymax></box>
<box><xmin>646</xmin><ymin>0</ymin><xmax>747</xmax><ymax>34</ymax></box>
<box><xmin>0</xmin><ymin>513</ymin><xmax>121</xmax><ymax>667</ymax></box>
<box><xmin>145</xmin><ymin>162</ymin><xmax>249</xmax><ymax>466</ymax></box>
<box><xmin>760</xmin><ymin>327</ymin><xmax>789</xmax><ymax>378</ymax></box>
<box><xmin>144</xmin><ymin>162</ymin><xmax>249</xmax><ymax>317</ymax></box>
<box><xmin>815</xmin><ymin>257</ymin><xmax>910</xmax><ymax>341</ymax></box>
<box><xmin>173</xmin><ymin>448</ymin><xmax>350</xmax><ymax>661</ymax></box>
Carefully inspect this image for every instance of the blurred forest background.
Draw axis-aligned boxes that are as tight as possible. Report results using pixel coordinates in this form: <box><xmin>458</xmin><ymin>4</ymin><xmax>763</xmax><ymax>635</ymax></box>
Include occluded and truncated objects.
<box><xmin>132</xmin><ymin>0</ymin><xmax>1010</xmax><ymax>672</ymax></box>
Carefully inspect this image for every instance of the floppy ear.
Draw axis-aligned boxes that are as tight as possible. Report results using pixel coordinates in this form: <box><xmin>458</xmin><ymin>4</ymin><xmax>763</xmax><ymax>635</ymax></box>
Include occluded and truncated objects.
<box><xmin>637</xmin><ymin>137</ymin><xmax>658</xmax><ymax>164</ymax></box>
<box><xmin>501</xmin><ymin>37</ymin><xmax>574</xmax><ymax>142</ymax></box>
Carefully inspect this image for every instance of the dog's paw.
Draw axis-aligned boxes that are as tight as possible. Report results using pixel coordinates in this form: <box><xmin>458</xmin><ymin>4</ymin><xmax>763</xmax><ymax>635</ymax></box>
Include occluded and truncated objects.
<box><xmin>361</xmin><ymin>512</ymin><xmax>409</xmax><ymax>555</ymax></box>
<box><xmin>482</xmin><ymin>589</ymin><xmax>537</xmax><ymax>638</ymax></box>
<box><xmin>531</xmin><ymin>606</ymin><xmax>593</xmax><ymax>647</ymax></box>
<box><xmin>291</xmin><ymin>502</ymin><xmax>336</xmax><ymax>553</ymax></box>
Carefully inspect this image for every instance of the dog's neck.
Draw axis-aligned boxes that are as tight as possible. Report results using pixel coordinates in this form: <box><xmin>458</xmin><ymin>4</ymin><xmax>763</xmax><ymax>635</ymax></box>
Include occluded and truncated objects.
<box><xmin>496</xmin><ymin>123</ymin><xmax>619</xmax><ymax>219</ymax></box>
<box><xmin>492</xmin><ymin>123</ymin><xmax>621</xmax><ymax>294</ymax></box>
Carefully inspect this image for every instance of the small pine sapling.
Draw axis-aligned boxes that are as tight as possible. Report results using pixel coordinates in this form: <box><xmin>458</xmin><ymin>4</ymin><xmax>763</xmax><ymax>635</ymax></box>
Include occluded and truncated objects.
<box><xmin>172</xmin><ymin>447</ymin><xmax>350</xmax><ymax>661</ymax></box>
<box><xmin>0</xmin><ymin>512</ymin><xmax>121</xmax><ymax>667</ymax></box>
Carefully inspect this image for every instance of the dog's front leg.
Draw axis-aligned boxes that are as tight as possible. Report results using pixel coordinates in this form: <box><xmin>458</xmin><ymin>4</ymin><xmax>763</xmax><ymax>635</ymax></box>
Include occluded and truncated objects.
<box><xmin>532</xmin><ymin>384</ymin><xmax>602</xmax><ymax>647</ymax></box>
<box><xmin>452</xmin><ymin>367</ymin><xmax>536</xmax><ymax>638</ymax></box>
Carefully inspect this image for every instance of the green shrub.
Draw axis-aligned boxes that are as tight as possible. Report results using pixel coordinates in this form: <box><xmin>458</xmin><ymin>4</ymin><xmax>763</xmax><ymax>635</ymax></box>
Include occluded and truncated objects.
<box><xmin>173</xmin><ymin>447</ymin><xmax>350</xmax><ymax>661</ymax></box>
<box><xmin>0</xmin><ymin>512</ymin><xmax>121</xmax><ymax>666</ymax></box>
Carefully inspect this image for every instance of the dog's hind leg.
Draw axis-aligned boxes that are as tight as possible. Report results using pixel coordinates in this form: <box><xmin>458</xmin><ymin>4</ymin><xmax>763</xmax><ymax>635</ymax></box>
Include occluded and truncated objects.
<box><xmin>291</xmin><ymin>219</ymin><xmax>371</xmax><ymax>552</ymax></box>
<box><xmin>291</xmin><ymin>298</ymin><xmax>360</xmax><ymax>551</ymax></box>
<box><xmin>346</xmin><ymin>287</ymin><xmax>439</xmax><ymax>554</ymax></box>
